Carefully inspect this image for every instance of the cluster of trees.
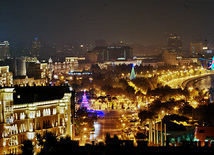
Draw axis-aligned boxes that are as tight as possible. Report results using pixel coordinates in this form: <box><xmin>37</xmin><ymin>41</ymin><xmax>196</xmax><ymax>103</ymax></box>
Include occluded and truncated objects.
<box><xmin>138</xmin><ymin>99</ymin><xmax>183</xmax><ymax>122</ymax></box>
<box><xmin>72</xmin><ymin>64</ymin><xmax>180</xmax><ymax>102</ymax></box>
<box><xmin>75</xmin><ymin>108</ymin><xmax>97</xmax><ymax>136</ymax></box>
<box><xmin>191</xmin><ymin>103</ymin><xmax>214</xmax><ymax>126</ymax></box>
<box><xmin>132</xmin><ymin>77</ymin><xmax>159</xmax><ymax>92</ymax></box>
<box><xmin>147</xmin><ymin>85</ymin><xmax>189</xmax><ymax>101</ymax></box>
<box><xmin>139</xmin><ymin>97</ymin><xmax>214</xmax><ymax>127</ymax></box>
<box><xmin>101</xmin><ymin>84</ymin><xmax>135</xmax><ymax>99</ymax></box>
<box><xmin>21</xmin><ymin>133</ymin><xmax>79</xmax><ymax>155</ymax></box>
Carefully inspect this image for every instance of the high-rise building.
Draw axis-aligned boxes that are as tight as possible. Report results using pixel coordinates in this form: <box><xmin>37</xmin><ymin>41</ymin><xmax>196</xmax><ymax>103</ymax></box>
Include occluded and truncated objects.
<box><xmin>0</xmin><ymin>41</ymin><xmax>10</xmax><ymax>60</ymax></box>
<box><xmin>190</xmin><ymin>41</ymin><xmax>203</xmax><ymax>57</ymax></box>
<box><xmin>167</xmin><ymin>34</ymin><xmax>182</xmax><ymax>53</ymax></box>
<box><xmin>32</xmin><ymin>37</ymin><xmax>42</xmax><ymax>57</ymax></box>
<box><xmin>190</xmin><ymin>39</ymin><xmax>213</xmax><ymax>57</ymax></box>
<box><xmin>93</xmin><ymin>46</ymin><xmax>133</xmax><ymax>62</ymax></box>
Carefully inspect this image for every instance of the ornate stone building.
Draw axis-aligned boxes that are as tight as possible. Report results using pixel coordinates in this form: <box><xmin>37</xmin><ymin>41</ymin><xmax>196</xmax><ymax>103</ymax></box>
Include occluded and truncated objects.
<box><xmin>0</xmin><ymin>86</ymin><xmax>72</xmax><ymax>154</ymax></box>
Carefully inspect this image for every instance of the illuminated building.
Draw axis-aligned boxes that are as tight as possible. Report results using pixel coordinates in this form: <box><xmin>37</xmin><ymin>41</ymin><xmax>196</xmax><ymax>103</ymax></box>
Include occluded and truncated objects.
<box><xmin>0</xmin><ymin>86</ymin><xmax>73</xmax><ymax>154</ymax></box>
<box><xmin>0</xmin><ymin>66</ymin><xmax>13</xmax><ymax>87</ymax></box>
<box><xmin>13</xmin><ymin>76</ymin><xmax>46</xmax><ymax>86</ymax></box>
<box><xmin>65</xmin><ymin>57</ymin><xmax>79</xmax><ymax>72</ymax></box>
<box><xmin>0</xmin><ymin>41</ymin><xmax>10</xmax><ymax>60</ymax></box>
<box><xmin>27</xmin><ymin>61</ymin><xmax>48</xmax><ymax>79</ymax></box>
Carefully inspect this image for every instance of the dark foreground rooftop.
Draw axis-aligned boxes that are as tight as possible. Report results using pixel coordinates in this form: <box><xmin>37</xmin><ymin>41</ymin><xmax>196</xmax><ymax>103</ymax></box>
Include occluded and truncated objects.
<box><xmin>13</xmin><ymin>85</ymin><xmax>71</xmax><ymax>104</ymax></box>
<box><xmin>43</xmin><ymin>142</ymin><xmax>214</xmax><ymax>154</ymax></box>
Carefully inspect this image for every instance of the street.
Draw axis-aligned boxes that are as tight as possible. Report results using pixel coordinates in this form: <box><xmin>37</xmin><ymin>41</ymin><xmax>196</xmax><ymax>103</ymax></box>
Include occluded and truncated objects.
<box><xmin>90</xmin><ymin>110</ymin><xmax>135</xmax><ymax>143</ymax></box>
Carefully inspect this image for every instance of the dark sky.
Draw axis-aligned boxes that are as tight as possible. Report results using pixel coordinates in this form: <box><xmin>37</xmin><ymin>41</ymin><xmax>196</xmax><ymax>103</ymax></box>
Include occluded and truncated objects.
<box><xmin>1</xmin><ymin>0</ymin><xmax>214</xmax><ymax>48</ymax></box>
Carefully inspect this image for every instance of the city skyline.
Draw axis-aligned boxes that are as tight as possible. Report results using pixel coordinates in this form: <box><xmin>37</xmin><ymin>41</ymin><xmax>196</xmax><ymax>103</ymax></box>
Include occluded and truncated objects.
<box><xmin>1</xmin><ymin>0</ymin><xmax>214</xmax><ymax>49</ymax></box>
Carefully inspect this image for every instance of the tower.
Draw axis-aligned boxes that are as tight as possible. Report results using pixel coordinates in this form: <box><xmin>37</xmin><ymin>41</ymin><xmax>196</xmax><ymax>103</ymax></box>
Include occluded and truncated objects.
<box><xmin>130</xmin><ymin>64</ymin><xmax>136</xmax><ymax>80</ymax></box>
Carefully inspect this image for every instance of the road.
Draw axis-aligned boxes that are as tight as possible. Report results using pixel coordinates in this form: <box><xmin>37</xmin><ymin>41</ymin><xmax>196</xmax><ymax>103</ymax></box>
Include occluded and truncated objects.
<box><xmin>90</xmin><ymin>110</ymin><xmax>135</xmax><ymax>142</ymax></box>
<box><xmin>165</xmin><ymin>73</ymin><xmax>214</xmax><ymax>89</ymax></box>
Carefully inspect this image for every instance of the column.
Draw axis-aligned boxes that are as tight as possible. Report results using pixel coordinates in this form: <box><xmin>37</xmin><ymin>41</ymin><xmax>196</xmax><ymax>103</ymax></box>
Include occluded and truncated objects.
<box><xmin>164</xmin><ymin>123</ymin><xmax>166</xmax><ymax>146</ymax></box>
<box><xmin>156</xmin><ymin>123</ymin><xmax>159</xmax><ymax>145</ymax></box>
<box><xmin>161</xmin><ymin>119</ymin><xmax>163</xmax><ymax>146</ymax></box>
<box><xmin>153</xmin><ymin>121</ymin><xmax>156</xmax><ymax>145</ymax></box>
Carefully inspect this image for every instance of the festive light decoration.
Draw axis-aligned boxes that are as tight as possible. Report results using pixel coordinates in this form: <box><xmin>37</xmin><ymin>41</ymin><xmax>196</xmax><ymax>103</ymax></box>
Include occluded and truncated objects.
<box><xmin>81</xmin><ymin>90</ymin><xmax>90</xmax><ymax>110</ymax></box>
<box><xmin>130</xmin><ymin>64</ymin><xmax>136</xmax><ymax>80</ymax></box>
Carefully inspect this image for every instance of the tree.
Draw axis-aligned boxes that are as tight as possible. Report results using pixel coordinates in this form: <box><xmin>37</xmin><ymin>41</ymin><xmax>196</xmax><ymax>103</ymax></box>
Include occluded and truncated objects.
<box><xmin>21</xmin><ymin>140</ymin><xmax>34</xmax><ymax>155</ymax></box>
<box><xmin>37</xmin><ymin>132</ymin><xmax>58</xmax><ymax>155</ymax></box>
<box><xmin>138</xmin><ymin>110</ymin><xmax>156</xmax><ymax>122</ymax></box>
<box><xmin>179</xmin><ymin>102</ymin><xmax>193</xmax><ymax>117</ymax></box>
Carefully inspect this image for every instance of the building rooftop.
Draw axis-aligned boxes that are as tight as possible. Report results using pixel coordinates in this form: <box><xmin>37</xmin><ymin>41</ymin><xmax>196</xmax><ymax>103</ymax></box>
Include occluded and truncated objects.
<box><xmin>13</xmin><ymin>85</ymin><xmax>71</xmax><ymax>104</ymax></box>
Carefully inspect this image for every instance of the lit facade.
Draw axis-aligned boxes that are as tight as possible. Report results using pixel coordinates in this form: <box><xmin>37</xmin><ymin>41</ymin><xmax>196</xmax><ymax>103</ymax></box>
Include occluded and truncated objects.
<box><xmin>0</xmin><ymin>66</ymin><xmax>13</xmax><ymax>87</ymax></box>
<box><xmin>0</xmin><ymin>87</ymin><xmax>72</xmax><ymax>154</ymax></box>
<box><xmin>27</xmin><ymin>62</ymin><xmax>48</xmax><ymax>79</ymax></box>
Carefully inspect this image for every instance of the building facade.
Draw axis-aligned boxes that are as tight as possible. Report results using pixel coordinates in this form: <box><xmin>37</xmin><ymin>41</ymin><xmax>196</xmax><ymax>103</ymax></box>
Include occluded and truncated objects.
<box><xmin>162</xmin><ymin>49</ymin><xmax>178</xmax><ymax>65</ymax></box>
<box><xmin>0</xmin><ymin>86</ymin><xmax>72</xmax><ymax>154</ymax></box>
<box><xmin>190</xmin><ymin>41</ymin><xmax>203</xmax><ymax>57</ymax></box>
<box><xmin>167</xmin><ymin>34</ymin><xmax>182</xmax><ymax>53</ymax></box>
<box><xmin>32</xmin><ymin>37</ymin><xmax>42</xmax><ymax>58</ymax></box>
<box><xmin>0</xmin><ymin>66</ymin><xmax>13</xmax><ymax>87</ymax></box>
<box><xmin>27</xmin><ymin>62</ymin><xmax>48</xmax><ymax>80</ymax></box>
<box><xmin>93</xmin><ymin>46</ymin><xmax>133</xmax><ymax>62</ymax></box>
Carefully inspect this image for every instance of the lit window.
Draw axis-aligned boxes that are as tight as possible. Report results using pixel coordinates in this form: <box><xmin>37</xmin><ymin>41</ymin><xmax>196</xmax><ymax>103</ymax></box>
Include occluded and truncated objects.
<box><xmin>20</xmin><ymin>112</ymin><xmax>25</xmax><ymax>120</ymax></box>
<box><xmin>53</xmin><ymin>108</ymin><xmax>57</xmax><ymax>115</ymax></box>
<box><xmin>43</xmin><ymin>108</ymin><xmax>51</xmax><ymax>116</ymax></box>
<box><xmin>29</xmin><ymin>111</ymin><xmax>35</xmax><ymax>118</ymax></box>
<box><xmin>36</xmin><ymin>110</ymin><xmax>41</xmax><ymax>117</ymax></box>
<box><xmin>29</xmin><ymin>123</ymin><xmax>33</xmax><ymax>132</ymax></box>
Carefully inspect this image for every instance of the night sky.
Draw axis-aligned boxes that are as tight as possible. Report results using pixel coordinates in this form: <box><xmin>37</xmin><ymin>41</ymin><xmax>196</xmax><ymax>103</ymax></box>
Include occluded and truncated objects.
<box><xmin>1</xmin><ymin>0</ymin><xmax>214</xmax><ymax>48</ymax></box>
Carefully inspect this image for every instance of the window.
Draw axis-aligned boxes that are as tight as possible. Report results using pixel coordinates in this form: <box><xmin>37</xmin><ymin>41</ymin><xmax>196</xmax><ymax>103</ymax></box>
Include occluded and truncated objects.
<box><xmin>36</xmin><ymin>110</ymin><xmax>41</xmax><ymax>117</ymax></box>
<box><xmin>20</xmin><ymin>124</ymin><xmax>26</xmax><ymax>133</ymax></box>
<box><xmin>20</xmin><ymin>112</ymin><xmax>25</xmax><ymax>120</ymax></box>
<box><xmin>6</xmin><ymin>116</ymin><xmax>10</xmax><ymax>124</ymax></box>
<box><xmin>29</xmin><ymin>123</ymin><xmax>33</xmax><ymax>132</ymax></box>
<box><xmin>53</xmin><ymin>108</ymin><xmax>57</xmax><ymax>115</ymax></box>
<box><xmin>43</xmin><ymin>108</ymin><xmax>51</xmax><ymax>116</ymax></box>
<box><xmin>29</xmin><ymin>111</ymin><xmax>35</xmax><ymax>118</ymax></box>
